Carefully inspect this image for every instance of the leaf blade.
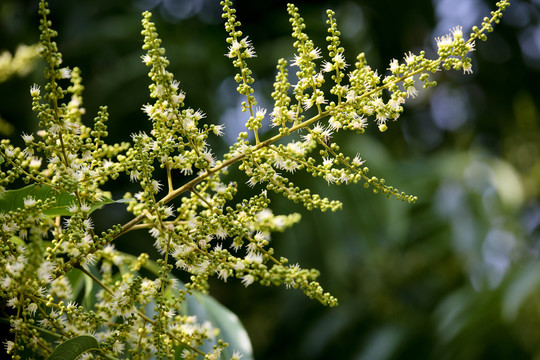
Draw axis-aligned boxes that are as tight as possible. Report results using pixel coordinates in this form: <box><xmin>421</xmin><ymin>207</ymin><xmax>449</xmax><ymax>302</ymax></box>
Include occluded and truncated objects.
<box><xmin>46</xmin><ymin>335</ymin><xmax>99</xmax><ymax>360</ymax></box>
<box><xmin>0</xmin><ymin>184</ymin><xmax>116</xmax><ymax>216</ymax></box>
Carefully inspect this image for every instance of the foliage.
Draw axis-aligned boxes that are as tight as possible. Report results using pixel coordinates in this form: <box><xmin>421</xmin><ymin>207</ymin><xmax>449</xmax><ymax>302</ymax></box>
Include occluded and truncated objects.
<box><xmin>0</xmin><ymin>0</ymin><xmax>510</xmax><ymax>359</ymax></box>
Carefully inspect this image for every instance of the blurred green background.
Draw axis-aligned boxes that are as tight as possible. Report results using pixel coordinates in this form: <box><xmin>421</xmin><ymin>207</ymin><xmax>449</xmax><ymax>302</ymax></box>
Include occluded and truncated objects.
<box><xmin>2</xmin><ymin>0</ymin><xmax>540</xmax><ymax>359</ymax></box>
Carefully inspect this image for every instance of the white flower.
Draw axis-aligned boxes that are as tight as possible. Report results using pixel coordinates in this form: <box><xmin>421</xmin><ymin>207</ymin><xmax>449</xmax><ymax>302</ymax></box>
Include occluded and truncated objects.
<box><xmin>328</xmin><ymin>117</ymin><xmax>342</xmax><ymax>131</ymax></box>
<box><xmin>436</xmin><ymin>34</ymin><xmax>453</xmax><ymax>50</ymax></box>
<box><xmin>322</xmin><ymin>157</ymin><xmax>333</xmax><ymax>168</ymax></box>
<box><xmin>406</xmin><ymin>86</ymin><xmax>418</xmax><ymax>98</ymax></box>
<box><xmin>130</xmin><ymin>170</ymin><xmax>140</xmax><ymax>182</ymax></box>
<box><xmin>283</xmin><ymin>160</ymin><xmax>299</xmax><ymax>173</ymax></box>
<box><xmin>245</xmin><ymin>252</ymin><xmax>263</xmax><ymax>264</ymax></box>
<box><xmin>345</xmin><ymin>89</ymin><xmax>357</xmax><ymax>103</ymax></box>
<box><xmin>162</xmin><ymin>205</ymin><xmax>175</xmax><ymax>218</ymax></box>
<box><xmin>404</xmin><ymin>51</ymin><xmax>415</xmax><ymax>66</ymax></box>
<box><xmin>451</xmin><ymin>26</ymin><xmax>463</xmax><ymax>40</ymax></box>
<box><xmin>21</xmin><ymin>132</ymin><xmax>34</xmax><ymax>143</ymax></box>
<box><xmin>302</xmin><ymin>97</ymin><xmax>314</xmax><ymax>110</ymax></box>
<box><xmin>23</xmin><ymin>196</ymin><xmax>36</xmax><ymax>207</ymax></box>
<box><xmin>321</xmin><ymin>60</ymin><xmax>333</xmax><ymax>73</ymax></box>
<box><xmin>315</xmin><ymin>94</ymin><xmax>327</xmax><ymax>105</ymax></box>
<box><xmin>309</xmin><ymin>47</ymin><xmax>322</xmax><ymax>60</ymax></box>
<box><xmin>151</xmin><ymin>180</ymin><xmax>162</xmax><ymax>193</ymax></box>
<box><xmin>226</xmin><ymin>39</ymin><xmax>241</xmax><ymax>58</ymax></box>
<box><xmin>246</xmin><ymin>177</ymin><xmax>258</xmax><ymax>187</ymax></box>
<box><xmin>351</xmin><ymin>115</ymin><xmax>367</xmax><ymax>131</ymax></box>
<box><xmin>214</xmin><ymin>227</ymin><xmax>228</xmax><ymax>240</ymax></box>
<box><xmin>141</xmin><ymin>54</ymin><xmax>152</xmax><ymax>65</ymax></box>
<box><xmin>339</xmin><ymin>173</ymin><xmax>351</xmax><ymax>184</ymax></box>
<box><xmin>202</xmin><ymin>148</ymin><xmax>216</xmax><ymax>166</ymax></box>
<box><xmin>7</xmin><ymin>297</ymin><xmax>18</xmax><ymax>308</ymax></box>
<box><xmin>372</xmin><ymin>97</ymin><xmax>384</xmax><ymax>110</ymax></box>
<box><xmin>324</xmin><ymin>172</ymin><xmax>336</xmax><ymax>184</ymax></box>
<box><xmin>4</xmin><ymin>340</ymin><xmax>14</xmax><ymax>353</ymax></box>
<box><xmin>388</xmin><ymin>59</ymin><xmax>399</xmax><ymax>74</ymax></box>
<box><xmin>231</xmin><ymin>350</ymin><xmax>244</xmax><ymax>360</ymax></box>
<box><xmin>80</xmin><ymin>202</ymin><xmax>91</xmax><ymax>213</ymax></box>
<box><xmin>1</xmin><ymin>276</ymin><xmax>12</xmax><ymax>290</ymax></box>
<box><xmin>59</xmin><ymin>67</ymin><xmax>71</xmax><ymax>79</ymax></box>
<box><xmin>291</xmin><ymin>53</ymin><xmax>302</xmax><ymax>67</ymax></box>
<box><xmin>83</xmin><ymin>218</ymin><xmax>94</xmax><ymax>230</ymax></box>
<box><xmin>28</xmin><ymin>303</ymin><xmax>38</xmax><ymax>316</ymax></box>
<box><xmin>4</xmin><ymin>148</ymin><xmax>15</xmax><ymax>157</ymax></box>
<box><xmin>463</xmin><ymin>61</ymin><xmax>473</xmax><ymax>74</ymax></box>
<box><xmin>388</xmin><ymin>97</ymin><xmax>404</xmax><ymax>111</ymax></box>
<box><xmin>30</xmin><ymin>84</ymin><xmax>40</xmax><ymax>97</ymax></box>
<box><xmin>29</xmin><ymin>157</ymin><xmax>42</xmax><ymax>169</ymax></box>
<box><xmin>255</xmin><ymin>107</ymin><xmax>266</xmax><ymax>119</ymax></box>
<box><xmin>241</xmin><ymin>274</ymin><xmax>255</xmax><ymax>287</ymax></box>
<box><xmin>333</xmin><ymin>52</ymin><xmax>347</xmax><ymax>69</ymax></box>
<box><xmin>213</xmin><ymin>124</ymin><xmax>225</xmax><ymax>136</ymax></box>
<box><xmin>352</xmin><ymin>154</ymin><xmax>365</xmax><ymax>167</ymax></box>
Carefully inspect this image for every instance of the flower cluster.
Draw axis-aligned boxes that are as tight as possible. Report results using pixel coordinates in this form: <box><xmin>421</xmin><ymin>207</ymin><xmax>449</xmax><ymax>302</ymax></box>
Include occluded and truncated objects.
<box><xmin>0</xmin><ymin>44</ymin><xmax>40</xmax><ymax>83</ymax></box>
<box><xmin>0</xmin><ymin>0</ymin><xmax>509</xmax><ymax>359</ymax></box>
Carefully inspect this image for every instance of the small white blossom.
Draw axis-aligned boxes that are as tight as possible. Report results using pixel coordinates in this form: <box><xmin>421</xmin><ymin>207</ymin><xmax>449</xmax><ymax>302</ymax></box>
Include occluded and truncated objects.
<box><xmin>112</xmin><ymin>341</ymin><xmax>125</xmax><ymax>355</ymax></box>
<box><xmin>388</xmin><ymin>59</ymin><xmax>399</xmax><ymax>74</ymax></box>
<box><xmin>202</xmin><ymin>148</ymin><xmax>216</xmax><ymax>166</ymax></box>
<box><xmin>1</xmin><ymin>276</ymin><xmax>12</xmax><ymax>290</ymax></box>
<box><xmin>29</xmin><ymin>157</ymin><xmax>42</xmax><ymax>169</ymax></box>
<box><xmin>333</xmin><ymin>52</ymin><xmax>347</xmax><ymax>69</ymax></box>
<box><xmin>151</xmin><ymin>180</ymin><xmax>162</xmax><ymax>193</ymax></box>
<box><xmin>463</xmin><ymin>61</ymin><xmax>473</xmax><ymax>74</ymax></box>
<box><xmin>245</xmin><ymin>251</ymin><xmax>263</xmax><ymax>264</ymax></box>
<box><xmin>83</xmin><ymin>218</ymin><xmax>94</xmax><ymax>230</ymax></box>
<box><xmin>59</xmin><ymin>67</ymin><xmax>71</xmax><ymax>79</ymax></box>
<box><xmin>328</xmin><ymin>117</ymin><xmax>342</xmax><ymax>130</ymax></box>
<box><xmin>451</xmin><ymin>26</ymin><xmax>463</xmax><ymax>40</ymax></box>
<box><xmin>21</xmin><ymin>132</ymin><xmax>34</xmax><ymax>143</ymax></box>
<box><xmin>339</xmin><ymin>173</ymin><xmax>351</xmax><ymax>184</ymax></box>
<box><xmin>7</xmin><ymin>297</ymin><xmax>19</xmax><ymax>308</ymax></box>
<box><xmin>226</xmin><ymin>39</ymin><xmax>241</xmax><ymax>58</ymax></box>
<box><xmin>4</xmin><ymin>340</ymin><xmax>14</xmax><ymax>353</ymax></box>
<box><xmin>315</xmin><ymin>94</ymin><xmax>327</xmax><ymax>106</ymax></box>
<box><xmin>30</xmin><ymin>84</ymin><xmax>40</xmax><ymax>97</ymax></box>
<box><xmin>404</xmin><ymin>51</ymin><xmax>415</xmax><ymax>66</ymax></box>
<box><xmin>241</xmin><ymin>274</ymin><xmax>255</xmax><ymax>287</ymax></box>
<box><xmin>214</xmin><ymin>227</ymin><xmax>228</xmax><ymax>240</ymax></box>
<box><xmin>406</xmin><ymin>86</ymin><xmax>418</xmax><ymax>98</ymax></box>
<box><xmin>352</xmin><ymin>154</ymin><xmax>365</xmax><ymax>167</ymax></box>
<box><xmin>213</xmin><ymin>124</ymin><xmax>225</xmax><ymax>136</ymax></box>
<box><xmin>231</xmin><ymin>350</ymin><xmax>244</xmax><ymax>360</ymax></box>
<box><xmin>4</xmin><ymin>148</ymin><xmax>15</xmax><ymax>157</ymax></box>
<box><xmin>309</xmin><ymin>47</ymin><xmax>322</xmax><ymax>60</ymax></box>
<box><xmin>302</xmin><ymin>97</ymin><xmax>314</xmax><ymax>110</ymax></box>
<box><xmin>322</xmin><ymin>157</ymin><xmax>333</xmax><ymax>168</ymax></box>
<box><xmin>141</xmin><ymin>54</ymin><xmax>152</xmax><ymax>65</ymax></box>
<box><xmin>321</xmin><ymin>60</ymin><xmax>333</xmax><ymax>73</ymax></box>
<box><xmin>23</xmin><ymin>196</ymin><xmax>36</xmax><ymax>207</ymax></box>
<box><xmin>28</xmin><ymin>303</ymin><xmax>38</xmax><ymax>316</ymax></box>
<box><xmin>290</xmin><ymin>53</ymin><xmax>302</xmax><ymax>67</ymax></box>
<box><xmin>324</xmin><ymin>172</ymin><xmax>336</xmax><ymax>184</ymax></box>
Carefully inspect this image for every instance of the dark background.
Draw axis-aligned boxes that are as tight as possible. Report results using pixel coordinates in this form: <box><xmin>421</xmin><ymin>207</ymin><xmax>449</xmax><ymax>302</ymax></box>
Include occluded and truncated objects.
<box><xmin>2</xmin><ymin>0</ymin><xmax>540</xmax><ymax>359</ymax></box>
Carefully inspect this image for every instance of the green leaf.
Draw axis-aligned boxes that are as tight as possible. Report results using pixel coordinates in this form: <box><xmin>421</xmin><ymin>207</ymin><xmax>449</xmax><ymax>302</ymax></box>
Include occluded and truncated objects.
<box><xmin>117</xmin><ymin>252</ymin><xmax>254</xmax><ymax>359</ymax></box>
<box><xmin>184</xmin><ymin>291</ymin><xmax>253</xmax><ymax>359</ymax></box>
<box><xmin>0</xmin><ymin>184</ymin><xmax>115</xmax><ymax>216</ymax></box>
<box><xmin>46</xmin><ymin>335</ymin><xmax>99</xmax><ymax>360</ymax></box>
<box><xmin>502</xmin><ymin>262</ymin><xmax>540</xmax><ymax>321</ymax></box>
